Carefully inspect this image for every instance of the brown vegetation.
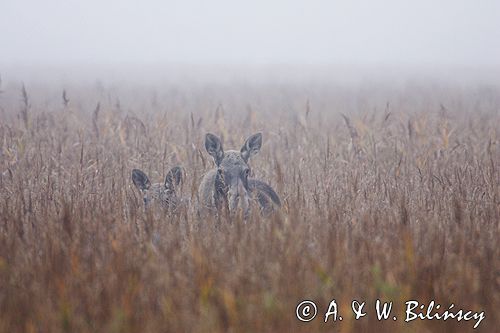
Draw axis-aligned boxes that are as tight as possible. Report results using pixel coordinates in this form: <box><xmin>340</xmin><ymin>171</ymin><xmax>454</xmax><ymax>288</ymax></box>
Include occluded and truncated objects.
<box><xmin>0</xmin><ymin>80</ymin><xmax>498</xmax><ymax>332</ymax></box>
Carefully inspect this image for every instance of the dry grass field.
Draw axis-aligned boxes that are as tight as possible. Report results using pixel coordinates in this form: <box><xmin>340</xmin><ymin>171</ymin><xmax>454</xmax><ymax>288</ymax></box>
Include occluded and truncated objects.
<box><xmin>0</xmin><ymin>78</ymin><xmax>498</xmax><ymax>332</ymax></box>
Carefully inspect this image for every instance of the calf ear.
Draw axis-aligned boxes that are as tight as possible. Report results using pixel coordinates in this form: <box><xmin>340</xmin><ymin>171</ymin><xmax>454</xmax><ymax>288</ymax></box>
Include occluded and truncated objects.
<box><xmin>205</xmin><ymin>133</ymin><xmax>224</xmax><ymax>166</ymax></box>
<box><xmin>132</xmin><ymin>169</ymin><xmax>151</xmax><ymax>190</ymax></box>
<box><xmin>241</xmin><ymin>133</ymin><xmax>262</xmax><ymax>162</ymax></box>
<box><xmin>165</xmin><ymin>166</ymin><xmax>182</xmax><ymax>190</ymax></box>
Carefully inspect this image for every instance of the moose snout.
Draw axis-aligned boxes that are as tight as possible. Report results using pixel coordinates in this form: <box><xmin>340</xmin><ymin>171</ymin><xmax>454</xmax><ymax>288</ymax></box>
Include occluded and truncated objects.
<box><xmin>228</xmin><ymin>187</ymin><xmax>241</xmax><ymax>212</ymax></box>
<box><xmin>228</xmin><ymin>181</ymin><xmax>250</xmax><ymax>216</ymax></box>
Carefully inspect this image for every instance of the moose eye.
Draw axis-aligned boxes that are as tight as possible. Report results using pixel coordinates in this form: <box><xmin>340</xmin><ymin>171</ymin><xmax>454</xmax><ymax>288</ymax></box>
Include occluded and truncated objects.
<box><xmin>244</xmin><ymin>169</ymin><xmax>250</xmax><ymax>177</ymax></box>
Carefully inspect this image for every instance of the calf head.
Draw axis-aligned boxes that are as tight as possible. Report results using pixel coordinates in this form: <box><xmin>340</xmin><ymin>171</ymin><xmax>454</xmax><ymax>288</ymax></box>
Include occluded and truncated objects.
<box><xmin>132</xmin><ymin>166</ymin><xmax>182</xmax><ymax>209</ymax></box>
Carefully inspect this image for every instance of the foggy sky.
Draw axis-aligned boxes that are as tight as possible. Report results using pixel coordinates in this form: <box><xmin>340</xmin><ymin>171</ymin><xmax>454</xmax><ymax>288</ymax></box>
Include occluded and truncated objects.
<box><xmin>1</xmin><ymin>0</ymin><xmax>499</xmax><ymax>69</ymax></box>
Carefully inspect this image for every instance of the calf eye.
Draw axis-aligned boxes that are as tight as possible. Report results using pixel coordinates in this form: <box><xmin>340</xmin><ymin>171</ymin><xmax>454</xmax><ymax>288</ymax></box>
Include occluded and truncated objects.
<box><xmin>244</xmin><ymin>169</ymin><xmax>250</xmax><ymax>177</ymax></box>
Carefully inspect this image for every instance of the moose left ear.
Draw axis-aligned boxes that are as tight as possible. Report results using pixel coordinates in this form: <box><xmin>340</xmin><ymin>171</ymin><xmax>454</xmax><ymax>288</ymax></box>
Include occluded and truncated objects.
<box><xmin>241</xmin><ymin>133</ymin><xmax>262</xmax><ymax>162</ymax></box>
<box><xmin>205</xmin><ymin>133</ymin><xmax>224</xmax><ymax>166</ymax></box>
<box><xmin>165</xmin><ymin>166</ymin><xmax>182</xmax><ymax>190</ymax></box>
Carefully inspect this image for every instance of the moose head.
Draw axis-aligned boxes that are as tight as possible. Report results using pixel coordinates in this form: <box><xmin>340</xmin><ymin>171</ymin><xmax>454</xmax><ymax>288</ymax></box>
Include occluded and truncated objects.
<box><xmin>204</xmin><ymin>132</ymin><xmax>262</xmax><ymax>216</ymax></box>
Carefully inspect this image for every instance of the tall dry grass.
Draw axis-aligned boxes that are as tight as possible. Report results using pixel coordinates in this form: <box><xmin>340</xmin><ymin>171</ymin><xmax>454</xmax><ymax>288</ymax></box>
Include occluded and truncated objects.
<box><xmin>0</xmin><ymin>80</ymin><xmax>498</xmax><ymax>332</ymax></box>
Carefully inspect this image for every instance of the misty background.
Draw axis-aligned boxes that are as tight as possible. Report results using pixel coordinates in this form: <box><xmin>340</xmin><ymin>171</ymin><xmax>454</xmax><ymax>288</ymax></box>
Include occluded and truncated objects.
<box><xmin>1</xmin><ymin>0</ymin><xmax>500</xmax><ymax>84</ymax></box>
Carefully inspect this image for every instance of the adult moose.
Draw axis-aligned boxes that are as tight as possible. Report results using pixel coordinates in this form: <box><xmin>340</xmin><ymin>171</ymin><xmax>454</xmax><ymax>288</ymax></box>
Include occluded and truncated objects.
<box><xmin>198</xmin><ymin>133</ymin><xmax>280</xmax><ymax>219</ymax></box>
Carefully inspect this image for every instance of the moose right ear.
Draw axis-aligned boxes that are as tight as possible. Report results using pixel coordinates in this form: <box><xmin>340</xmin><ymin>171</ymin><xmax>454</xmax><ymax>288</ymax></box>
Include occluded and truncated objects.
<box><xmin>241</xmin><ymin>133</ymin><xmax>262</xmax><ymax>162</ymax></box>
<box><xmin>205</xmin><ymin>133</ymin><xmax>224</xmax><ymax>166</ymax></box>
<box><xmin>132</xmin><ymin>169</ymin><xmax>151</xmax><ymax>190</ymax></box>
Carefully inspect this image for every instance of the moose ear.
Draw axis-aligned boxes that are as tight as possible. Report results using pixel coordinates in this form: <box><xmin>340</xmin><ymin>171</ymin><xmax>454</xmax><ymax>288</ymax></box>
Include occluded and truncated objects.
<box><xmin>132</xmin><ymin>169</ymin><xmax>151</xmax><ymax>190</ymax></box>
<box><xmin>165</xmin><ymin>166</ymin><xmax>182</xmax><ymax>190</ymax></box>
<box><xmin>241</xmin><ymin>133</ymin><xmax>262</xmax><ymax>162</ymax></box>
<box><xmin>205</xmin><ymin>133</ymin><xmax>224</xmax><ymax>166</ymax></box>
